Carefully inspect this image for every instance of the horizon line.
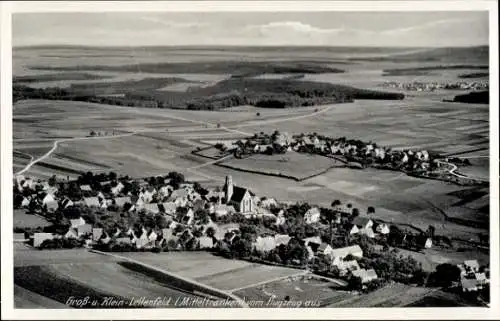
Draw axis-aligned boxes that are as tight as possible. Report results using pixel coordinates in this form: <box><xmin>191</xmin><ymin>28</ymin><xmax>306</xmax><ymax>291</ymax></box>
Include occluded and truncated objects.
<box><xmin>13</xmin><ymin>44</ymin><xmax>489</xmax><ymax>50</ymax></box>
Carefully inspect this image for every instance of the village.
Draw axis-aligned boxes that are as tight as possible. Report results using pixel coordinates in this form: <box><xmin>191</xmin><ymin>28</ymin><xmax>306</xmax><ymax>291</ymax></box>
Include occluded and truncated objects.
<box><xmin>378</xmin><ymin>80</ymin><xmax>489</xmax><ymax>92</ymax></box>
<box><xmin>13</xmin><ymin>162</ymin><xmax>489</xmax><ymax>299</ymax></box>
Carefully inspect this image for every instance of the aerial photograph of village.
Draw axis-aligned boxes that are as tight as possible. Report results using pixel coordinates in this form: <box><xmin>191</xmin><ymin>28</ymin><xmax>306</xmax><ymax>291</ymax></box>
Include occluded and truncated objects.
<box><xmin>10</xmin><ymin>10</ymin><xmax>491</xmax><ymax>309</ymax></box>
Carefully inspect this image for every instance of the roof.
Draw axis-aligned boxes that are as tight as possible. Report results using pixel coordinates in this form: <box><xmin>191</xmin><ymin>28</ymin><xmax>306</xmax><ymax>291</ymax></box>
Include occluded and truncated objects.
<box><xmin>302</xmin><ymin>236</ymin><xmax>322</xmax><ymax>245</ymax></box>
<box><xmin>318</xmin><ymin>243</ymin><xmax>331</xmax><ymax>253</ymax></box>
<box><xmin>305</xmin><ymin>207</ymin><xmax>320</xmax><ymax>216</ymax></box>
<box><xmin>464</xmin><ymin>260</ymin><xmax>480</xmax><ymax>269</ymax></box>
<box><xmin>83</xmin><ymin>197</ymin><xmax>100</xmax><ymax>207</ymax></box>
<box><xmin>230</xmin><ymin>186</ymin><xmax>251</xmax><ymax>203</ymax></box>
<box><xmin>143</xmin><ymin>203</ymin><xmax>160</xmax><ymax>214</ymax></box>
<box><xmin>114</xmin><ymin>196</ymin><xmax>131</xmax><ymax>207</ymax></box>
<box><xmin>161</xmin><ymin>202</ymin><xmax>177</xmax><ymax>214</ymax></box>
<box><xmin>352</xmin><ymin>216</ymin><xmax>372</xmax><ymax>227</ymax></box>
<box><xmin>254</xmin><ymin>236</ymin><xmax>276</xmax><ymax>252</ymax></box>
<box><xmin>275</xmin><ymin>234</ymin><xmax>291</xmax><ymax>246</ymax></box>
<box><xmin>77</xmin><ymin>224</ymin><xmax>92</xmax><ymax>235</ymax></box>
<box><xmin>80</xmin><ymin>185</ymin><xmax>92</xmax><ymax>191</ymax></box>
<box><xmin>198</xmin><ymin>236</ymin><xmax>214</xmax><ymax>248</ymax></box>
<box><xmin>70</xmin><ymin>217</ymin><xmax>86</xmax><ymax>228</ymax></box>
<box><xmin>92</xmin><ymin>228</ymin><xmax>103</xmax><ymax>241</ymax></box>
<box><xmin>331</xmin><ymin>245</ymin><xmax>363</xmax><ymax>258</ymax></box>
<box><xmin>14</xmin><ymin>233</ymin><xmax>26</xmax><ymax>240</ymax></box>
<box><xmin>352</xmin><ymin>268</ymin><xmax>378</xmax><ymax>281</ymax></box>
<box><xmin>169</xmin><ymin>189</ymin><xmax>189</xmax><ymax>200</ymax></box>
<box><xmin>461</xmin><ymin>277</ymin><xmax>480</xmax><ymax>290</ymax></box>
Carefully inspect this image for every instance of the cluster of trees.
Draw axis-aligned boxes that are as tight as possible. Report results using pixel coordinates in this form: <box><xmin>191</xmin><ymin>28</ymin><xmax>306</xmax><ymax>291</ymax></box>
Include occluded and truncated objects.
<box><xmin>39</xmin><ymin>238</ymin><xmax>84</xmax><ymax>249</ymax></box>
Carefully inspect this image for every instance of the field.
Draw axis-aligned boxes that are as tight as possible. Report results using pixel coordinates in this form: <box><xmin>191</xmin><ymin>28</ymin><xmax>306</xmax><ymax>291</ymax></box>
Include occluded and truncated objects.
<box><xmin>234</xmin><ymin>276</ymin><xmax>351</xmax><ymax>307</ymax></box>
<box><xmin>326</xmin><ymin>282</ymin><xmax>471</xmax><ymax>307</ymax></box>
<box><xmin>117</xmin><ymin>251</ymin><xmax>303</xmax><ymax>291</ymax></box>
<box><xmin>12</xmin><ymin>45</ymin><xmax>490</xmax><ymax>308</ymax></box>
<box><xmin>14</xmin><ymin>209</ymin><xmax>51</xmax><ymax>229</ymax></box>
<box><xmin>219</xmin><ymin>152</ymin><xmax>343</xmax><ymax>180</ymax></box>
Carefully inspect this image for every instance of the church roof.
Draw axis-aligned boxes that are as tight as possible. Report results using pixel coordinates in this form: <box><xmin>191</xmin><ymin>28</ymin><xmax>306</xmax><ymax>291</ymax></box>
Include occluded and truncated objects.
<box><xmin>230</xmin><ymin>186</ymin><xmax>251</xmax><ymax>203</ymax></box>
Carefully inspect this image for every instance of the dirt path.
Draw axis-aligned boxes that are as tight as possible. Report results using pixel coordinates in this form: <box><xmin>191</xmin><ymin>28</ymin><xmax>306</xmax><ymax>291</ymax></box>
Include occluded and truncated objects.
<box><xmin>228</xmin><ymin>270</ymin><xmax>310</xmax><ymax>293</ymax></box>
<box><xmin>15</xmin><ymin>132</ymin><xmax>138</xmax><ymax>176</ymax></box>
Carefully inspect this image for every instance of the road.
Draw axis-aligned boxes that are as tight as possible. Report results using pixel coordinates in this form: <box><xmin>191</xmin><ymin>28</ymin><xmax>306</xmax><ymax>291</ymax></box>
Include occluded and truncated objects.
<box><xmin>15</xmin><ymin>132</ymin><xmax>138</xmax><ymax>176</ymax></box>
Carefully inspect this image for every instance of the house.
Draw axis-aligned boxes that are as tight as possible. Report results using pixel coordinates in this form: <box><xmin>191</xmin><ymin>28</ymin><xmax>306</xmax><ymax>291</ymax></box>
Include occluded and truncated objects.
<box><xmin>160</xmin><ymin>202</ymin><xmax>177</xmax><ymax>215</ymax></box>
<box><xmin>181</xmin><ymin>209</ymin><xmax>195</xmax><ymax>225</ymax></box>
<box><xmin>275</xmin><ymin>234</ymin><xmax>291</xmax><ymax>247</ymax></box>
<box><xmin>418</xmin><ymin>237</ymin><xmax>433</xmax><ymax>249</ymax></box>
<box><xmin>135</xmin><ymin>230</ymin><xmax>150</xmax><ymax>249</ymax></box>
<box><xmin>61</xmin><ymin>198</ymin><xmax>74</xmax><ymax>209</ymax></box>
<box><xmin>317</xmin><ymin>243</ymin><xmax>334</xmax><ymax>257</ymax></box>
<box><xmin>359</xmin><ymin>227</ymin><xmax>376</xmax><ymax>238</ymax></box>
<box><xmin>214</xmin><ymin>204</ymin><xmax>235</xmax><ymax>217</ymax></box>
<box><xmin>375</xmin><ymin>223</ymin><xmax>390</xmax><ymax>235</ymax></box>
<box><xmin>275</xmin><ymin>210</ymin><xmax>286</xmax><ymax>225</ymax></box>
<box><xmin>139</xmin><ymin>188</ymin><xmax>157</xmax><ymax>204</ymax></box>
<box><xmin>41</xmin><ymin>193</ymin><xmax>55</xmax><ymax>205</ymax></box>
<box><xmin>34</xmin><ymin>233</ymin><xmax>54</xmax><ymax>247</ymax></box>
<box><xmin>80</xmin><ymin>185</ymin><xmax>92</xmax><ymax>192</ymax></box>
<box><xmin>45</xmin><ymin>200</ymin><xmax>59</xmax><ymax>213</ymax></box>
<box><xmin>115</xmin><ymin>237</ymin><xmax>132</xmax><ymax>245</ymax></box>
<box><xmin>214</xmin><ymin>224</ymin><xmax>240</xmax><ymax>241</ymax></box>
<box><xmin>111</xmin><ymin>182</ymin><xmax>124</xmax><ymax>196</ymax></box>
<box><xmin>83</xmin><ymin>197</ymin><xmax>100</xmax><ymax>208</ymax></box>
<box><xmin>464</xmin><ymin>260</ymin><xmax>480</xmax><ymax>273</ymax></box>
<box><xmin>70</xmin><ymin>217</ymin><xmax>86</xmax><ymax>228</ymax></box>
<box><xmin>158</xmin><ymin>185</ymin><xmax>174</xmax><ymax>198</ymax></box>
<box><xmin>304</xmin><ymin>207</ymin><xmax>321</xmax><ymax>224</ymax></box>
<box><xmin>337</xmin><ymin>260</ymin><xmax>360</xmax><ymax>276</ymax></box>
<box><xmin>77</xmin><ymin>224</ymin><xmax>92</xmax><ymax>237</ymax></box>
<box><xmin>302</xmin><ymin>236</ymin><xmax>322</xmax><ymax>246</ymax></box>
<box><xmin>21</xmin><ymin>197</ymin><xmax>30</xmax><ymax>208</ymax></box>
<box><xmin>352</xmin><ymin>268</ymin><xmax>378</xmax><ymax>284</ymax></box>
<box><xmin>198</xmin><ymin>236</ymin><xmax>215</xmax><ymax>249</ymax></box>
<box><xmin>352</xmin><ymin>217</ymin><xmax>373</xmax><ymax>230</ymax></box>
<box><xmin>330</xmin><ymin>245</ymin><xmax>363</xmax><ymax>266</ymax></box>
<box><xmin>224</xmin><ymin>176</ymin><xmax>254</xmax><ymax>214</ymax></box>
<box><xmin>474</xmin><ymin>273</ymin><xmax>489</xmax><ymax>286</ymax></box>
<box><xmin>169</xmin><ymin>189</ymin><xmax>189</xmax><ymax>202</ymax></box>
<box><xmin>92</xmin><ymin>228</ymin><xmax>104</xmax><ymax>242</ymax></box>
<box><xmin>65</xmin><ymin>228</ymin><xmax>78</xmax><ymax>239</ymax></box>
<box><xmin>143</xmin><ymin>203</ymin><xmax>160</xmax><ymax>214</ymax></box>
<box><xmin>14</xmin><ymin>233</ymin><xmax>27</xmax><ymax>242</ymax></box>
<box><xmin>114</xmin><ymin>196</ymin><xmax>131</xmax><ymax>208</ymax></box>
<box><xmin>254</xmin><ymin>236</ymin><xmax>276</xmax><ymax>253</ymax></box>
<box><xmin>348</xmin><ymin>224</ymin><xmax>360</xmax><ymax>235</ymax></box>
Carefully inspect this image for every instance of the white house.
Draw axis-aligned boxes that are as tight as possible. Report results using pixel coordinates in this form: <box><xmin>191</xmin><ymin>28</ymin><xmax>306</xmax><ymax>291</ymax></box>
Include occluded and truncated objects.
<box><xmin>41</xmin><ymin>193</ymin><xmax>55</xmax><ymax>205</ymax></box>
<box><xmin>111</xmin><ymin>182</ymin><xmax>124</xmax><ymax>196</ymax></box>
<box><xmin>304</xmin><ymin>207</ymin><xmax>321</xmax><ymax>224</ymax></box>
<box><xmin>375</xmin><ymin>223</ymin><xmax>390</xmax><ymax>235</ymax></box>
<box><xmin>34</xmin><ymin>233</ymin><xmax>54</xmax><ymax>247</ymax></box>
<box><xmin>254</xmin><ymin>236</ymin><xmax>277</xmax><ymax>253</ymax></box>
<box><xmin>352</xmin><ymin>268</ymin><xmax>378</xmax><ymax>284</ymax></box>
<box><xmin>70</xmin><ymin>217</ymin><xmax>86</xmax><ymax>228</ymax></box>
<box><xmin>330</xmin><ymin>245</ymin><xmax>363</xmax><ymax>266</ymax></box>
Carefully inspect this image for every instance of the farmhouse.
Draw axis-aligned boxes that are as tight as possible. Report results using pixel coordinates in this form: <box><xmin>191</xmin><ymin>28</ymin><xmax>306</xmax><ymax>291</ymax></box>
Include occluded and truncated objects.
<box><xmin>70</xmin><ymin>217</ymin><xmax>86</xmax><ymax>228</ymax></box>
<box><xmin>143</xmin><ymin>203</ymin><xmax>160</xmax><ymax>214</ymax></box>
<box><xmin>157</xmin><ymin>202</ymin><xmax>175</xmax><ymax>216</ymax></box>
<box><xmin>83</xmin><ymin>197</ymin><xmax>100</xmax><ymax>207</ymax></box>
<box><xmin>464</xmin><ymin>260</ymin><xmax>480</xmax><ymax>273</ymax></box>
<box><xmin>114</xmin><ymin>196</ymin><xmax>131</xmax><ymax>208</ymax></box>
<box><xmin>375</xmin><ymin>222</ymin><xmax>390</xmax><ymax>235</ymax></box>
<box><xmin>34</xmin><ymin>233</ymin><xmax>54</xmax><ymax>247</ymax></box>
<box><xmin>352</xmin><ymin>268</ymin><xmax>378</xmax><ymax>284</ymax></box>
<box><xmin>254</xmin><ymin>236</ymin><xmax>277</xmax><ymax>253</ymax></box>
<box><xmin>317</xmin><ymin>243</ymin><xmax>334</xmax><ymax>257</ymax></box>
<box><xmin>92</xmin><ymin>228</ymin><xmax>103</xmax><ymax>242</ymax></box>
<box><xmin>111</xmin><ymin>182</ymin><xmax>124</xmax><ymax>196</ymax></box>
<box><xmin>198</xmin><ymin>236</ymin><xmax>215</xmax><ymax>249</ymax></box>
<box><xmin>330</xmin><ymin>245</ymin><xmax>363</xmax><ymax>266</ymax></box>
<box><xmin>45</xmin><ymin>200</ymin><xmax>59</xmax><ymax>212</ymax></box>
<box><xmin>304</xmin><ymin>207</ymin><xmax>321</xmax><ymax>224</ymax></box>
<box><xmin>352</xmin><ymin>217</ymin><xmax>373</xmax><ymax>230</ymax></box>
<box><xmin>14</xmin><ymin>233</ymin><xmax>27</xmax><ymax>242</ymax></box>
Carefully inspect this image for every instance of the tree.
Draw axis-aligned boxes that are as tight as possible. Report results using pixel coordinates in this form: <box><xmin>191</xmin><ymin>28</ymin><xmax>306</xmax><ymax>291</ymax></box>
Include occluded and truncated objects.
<box><xmin>331</xmin><ymin>199</ymin><xmax>341</xmax><ymax>208</ymax></box>
<box><xmin>48</xmin><ymin>175</ymin><xmax>57</xmax><ymax>187</ymax></box>
<box><xmin>231</xmin><ymin>238</ymin><xmax>252</xmax><ymax>258</ymax></box>
<box><xmin>351</xmin><ymin>208</ymin><xmax>360</xmax><ymax>218</ymax></box>
<box><xmin>348</xmin><ymin>276</ymin><xmax>363</xmax><ymax>291</ymax></box>
<box><xmin>428</xmin><ymin>263</ymin><xmax>461</xmax><ymax>288</ymax></box>
<box><xmin>166</xmin><ymin>171</ymin><xmax>185</xmax><ymax>189</ymax></box>
<box><xmin>367</xmin><ymin>206</ymin><xmax>375</xmax><ymax>215</ymax></box>
<box><xmin>206</xmin><ymin>226</ymin><xmax>216</xmax><ymax>238</ymax></box>
<box><xmin>426</xmin><ymin>225</ymin><xmax>436</xmax><ymax>238</ymax></box>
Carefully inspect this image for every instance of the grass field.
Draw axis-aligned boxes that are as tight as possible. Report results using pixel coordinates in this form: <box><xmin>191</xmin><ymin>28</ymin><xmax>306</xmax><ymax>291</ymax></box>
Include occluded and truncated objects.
<box><xmin>234</xmin><ymin>276</ymin><xmax>350</xmax><ymax>307</ymax></box>
<box><xmin>118</xmin><ymin>252</ymin><xmax>302</xmax><ymax>291</ymax></box>
<box><xmin>327</xmin><ymin>282</ymin><xmax>469</xmax><ymax>307</ymax></box>
<box><xmin>219</xmin><ymin>152</ymin><xmax>343</xmax><ymax>180</ymax></box>
<box><xmin>14</xmin><ymin>209</ymin><xmax>52</xmax><ymax>229</ymax></box>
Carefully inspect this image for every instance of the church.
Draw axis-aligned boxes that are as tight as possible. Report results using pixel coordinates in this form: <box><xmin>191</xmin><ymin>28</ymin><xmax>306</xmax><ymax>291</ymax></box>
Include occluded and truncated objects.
<box><xmin>223</xmin><ymin>175</ymin><xmax>255</xmax><ymax>214</ymax></box>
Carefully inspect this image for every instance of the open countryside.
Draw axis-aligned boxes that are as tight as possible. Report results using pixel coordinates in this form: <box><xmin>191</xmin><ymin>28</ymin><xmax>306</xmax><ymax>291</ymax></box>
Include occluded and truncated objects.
<box><xmin>12</xmin><ymin>14</ymin><xmax>491</xmax><ymax>309</ymax></box>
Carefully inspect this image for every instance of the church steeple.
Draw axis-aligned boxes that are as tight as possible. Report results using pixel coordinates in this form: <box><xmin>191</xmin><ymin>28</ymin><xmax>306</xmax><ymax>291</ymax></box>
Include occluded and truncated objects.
<box><xmin>224</xmin><ymin>175</ymin><xmax>233</xmax><ymax>204</ymax></box>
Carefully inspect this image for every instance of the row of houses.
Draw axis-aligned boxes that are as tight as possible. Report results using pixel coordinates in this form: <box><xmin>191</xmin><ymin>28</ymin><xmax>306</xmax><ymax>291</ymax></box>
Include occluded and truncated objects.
<box><xmin>458</xmin><ymin>260</ymin><xmax>490</xmax><ymax>293</ymax></box>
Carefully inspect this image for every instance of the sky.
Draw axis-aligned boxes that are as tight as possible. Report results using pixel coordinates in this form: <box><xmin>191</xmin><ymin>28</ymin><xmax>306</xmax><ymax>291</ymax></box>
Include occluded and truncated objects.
<box><xmin>13</xmin><ymin>11</ymin><xmax>489</xmax><ymax>47</ymax></box>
